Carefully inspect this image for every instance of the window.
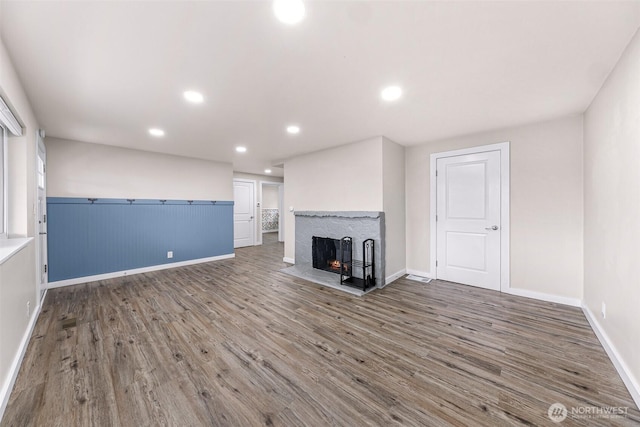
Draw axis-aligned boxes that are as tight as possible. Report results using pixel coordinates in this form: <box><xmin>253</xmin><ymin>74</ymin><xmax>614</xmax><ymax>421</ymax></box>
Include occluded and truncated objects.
<box><xmin>0</xmin><ymin>95</ymin><xmax>23</xmax><ymax>238</ymax></box>
<box><xmin>37</xmin><ymin>154</ymin><xmax>44</xmax><ymax>190</ymax></box>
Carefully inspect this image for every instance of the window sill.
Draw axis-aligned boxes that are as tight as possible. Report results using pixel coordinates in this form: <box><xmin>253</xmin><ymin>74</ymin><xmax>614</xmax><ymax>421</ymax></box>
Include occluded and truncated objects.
<box><xmin>0</xmin><ymin>237</ymin><xmax>33</xmax><ymax>266</ymax></box>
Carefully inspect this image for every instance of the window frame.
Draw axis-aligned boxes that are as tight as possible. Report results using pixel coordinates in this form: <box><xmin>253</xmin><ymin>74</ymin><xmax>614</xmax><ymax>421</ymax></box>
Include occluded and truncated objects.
<box><xmin>0</xmin><ymin>95</ymin><xmax>23</xmax><ymax>238</ymax></box>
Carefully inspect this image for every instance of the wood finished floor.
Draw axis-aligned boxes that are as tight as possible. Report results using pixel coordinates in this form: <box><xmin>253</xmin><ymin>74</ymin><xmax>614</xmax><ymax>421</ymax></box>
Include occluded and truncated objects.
<box><xmin>3</xmin><ymin>233</ymin><xmax>639</xmax><ymax>426</ymax></box>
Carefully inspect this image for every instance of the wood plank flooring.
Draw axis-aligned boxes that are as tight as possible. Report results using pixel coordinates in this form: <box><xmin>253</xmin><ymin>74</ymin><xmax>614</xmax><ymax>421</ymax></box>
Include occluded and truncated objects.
<box><xmin>3</xmin><ymin>233</ymin><xmax>639</xmax><ymax>426</ymax></box>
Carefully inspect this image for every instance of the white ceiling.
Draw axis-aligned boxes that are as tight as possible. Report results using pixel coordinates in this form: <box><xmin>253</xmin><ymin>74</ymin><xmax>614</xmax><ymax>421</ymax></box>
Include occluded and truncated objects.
<box><xmin>1</xmin><ymin>1</ymin><xmax>639</xmax><ymax>177</ymax></box>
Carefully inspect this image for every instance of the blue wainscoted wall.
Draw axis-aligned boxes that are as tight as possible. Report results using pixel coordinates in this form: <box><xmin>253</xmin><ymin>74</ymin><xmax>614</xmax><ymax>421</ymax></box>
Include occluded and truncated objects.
<box><xmin>47</xmin><ymin>198</ymin><xmax>234</xmax><ymax>282</ymax></box>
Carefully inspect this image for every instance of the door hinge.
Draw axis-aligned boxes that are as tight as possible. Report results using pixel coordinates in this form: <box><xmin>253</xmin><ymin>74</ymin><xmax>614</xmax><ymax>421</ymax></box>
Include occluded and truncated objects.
<box><xmin>436</xmin><ymin>260</ymin><xmax>438</xmax><ymax>267</ymax></box>
<box><xmin>436</xmin><ymin>215</ymin><xmax>438</xmax><ymax>222</ymax></box>
<box><xmin>44</xmin><ymin>214</ymin><xmax>46</xmax><ymax>223</ymax></box>
<box><xmin>435</xmin><ymin>170</ymin><xmax>438</xmax><ymax>177</ymax></box>
<box><xmin>44</xmin><ymin>264</ymin><xmax>47</xmax><ymax>273</ymax></box>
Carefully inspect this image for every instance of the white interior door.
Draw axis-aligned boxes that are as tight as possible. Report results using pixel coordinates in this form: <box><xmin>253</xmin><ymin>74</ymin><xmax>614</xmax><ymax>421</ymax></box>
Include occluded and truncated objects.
<box><xmin>233</xmin><ymin>180</ymin><xmax>255</xmax><ymax>248</ymax></box>
<box><xmin>36</xmin><ymin>138</ymin><xmax>48</xmax><ymax>296</ymax></box>
<box><xmin>436</xmin><ymin>151</ymin><xmax>501</xmax><ymax>290</ymax></box>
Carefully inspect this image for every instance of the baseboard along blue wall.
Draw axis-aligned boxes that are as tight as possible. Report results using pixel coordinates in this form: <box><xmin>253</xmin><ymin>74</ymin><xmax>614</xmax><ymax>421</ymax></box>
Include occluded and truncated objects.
<box><xmin>47</xmin><ymin>198</ymin><xmax>234</xmax><ymax>282</ymax></box>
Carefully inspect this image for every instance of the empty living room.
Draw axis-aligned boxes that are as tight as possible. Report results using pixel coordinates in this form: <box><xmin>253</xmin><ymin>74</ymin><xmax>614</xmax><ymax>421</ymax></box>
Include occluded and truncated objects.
<box><xmin>1</xmin><ymin>1</ymin><xmax>639</xmax><ymax>425</ymax></box>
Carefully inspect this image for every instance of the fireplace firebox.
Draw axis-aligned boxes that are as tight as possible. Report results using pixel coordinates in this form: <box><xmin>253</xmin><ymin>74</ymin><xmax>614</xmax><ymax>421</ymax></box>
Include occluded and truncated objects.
<box><xmin>312</xmin><ymin>237</ymin><xmax>350</xmax><ymax>274</ymax></box>
<box><xmin>311</xmin><ymin>236</ymin><xmax>375</xmax><ymax>291</ymax></box>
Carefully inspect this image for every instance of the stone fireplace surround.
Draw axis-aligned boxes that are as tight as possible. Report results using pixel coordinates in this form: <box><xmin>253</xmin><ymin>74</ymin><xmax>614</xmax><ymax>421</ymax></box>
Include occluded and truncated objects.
<box><xmin>282</xmin><ymin>211</ymin><xmax>385</xmax><ymax>295</ymax></box>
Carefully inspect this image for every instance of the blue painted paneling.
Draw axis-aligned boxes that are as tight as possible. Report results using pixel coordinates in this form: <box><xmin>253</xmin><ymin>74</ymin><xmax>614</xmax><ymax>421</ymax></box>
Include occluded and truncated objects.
<box><xmin>47</xmin><ymin>198</ymin><xmax>234</xmax><ymax>282</ymax></box>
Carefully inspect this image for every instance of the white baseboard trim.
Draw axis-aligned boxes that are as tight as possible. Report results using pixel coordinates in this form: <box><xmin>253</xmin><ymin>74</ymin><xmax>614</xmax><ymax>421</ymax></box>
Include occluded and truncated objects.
<box><xmin>384</xmin><ymin>269</ymin><xmax>406</xmax><ymax>286</ymax></box>
<box><xmin>39</xmin><ymin>287</ymin><xmax>48</xmax><ymax>306</ymax></box>
<box><xmin>582</xmin><ymin>304</ymin><xmax>640</xmax><ymax>409</ymax></box>
<box><xmin>403</xmin><ymin>271</ymin><xmax>581</xmax><ymax>308</ymax></box>
<box><xmin>283</xmin><ymin>257</ymin><xmax>295</xmax><ymax>264</ymax></box>
<box><xmin>0</xmin><ymin>301</ymin><xmax>41</xmax><ymax>421</ymax></box>
<box><xmin>47</xmin><ymin>253</ymin><xmax>235</xmax><ymax>289</ymax></box>
<box><xmin>406</xmin><ymin>269</ymin><xmax>432</xmax><ymax>279</ymax></box>
<box><xmin>504</xmin><ymin>287</ymin><xmax>582</xmax><ymax>307</ymax></box>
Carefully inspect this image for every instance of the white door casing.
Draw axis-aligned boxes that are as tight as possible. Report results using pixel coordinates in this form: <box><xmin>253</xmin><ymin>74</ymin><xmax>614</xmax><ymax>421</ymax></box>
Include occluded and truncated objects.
<box><xmin>430</xmin><ymin>142</ymin><xmax>510</xmax><ymax>292</ymax></box>
<box><xmin>36</xmin><ymin>136</ymin><xmax>48</xmax><ymax>296</ymax></box>
<box><xmin>278</xmin><ymin>184</ymin><xmax>284</xmax><ymax>242</ymax></box>
<box><xmin>233</xmin><ymin>179</ymin><xmax>255</xmax><ymax>248</ymax></box>
<box><xmin>436</xmin><ymin>151</ymin><xmax>501</xmax><ymax>290</ymax></box>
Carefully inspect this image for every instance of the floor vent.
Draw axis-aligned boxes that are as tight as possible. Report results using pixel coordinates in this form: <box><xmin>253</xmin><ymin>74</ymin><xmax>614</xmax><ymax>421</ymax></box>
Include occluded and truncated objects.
<box><xmin>61</xmin><ymin>318</ymin><xmax>77</xmax><ymax>329</ymax></box>
<box><xmin>406</xmin><ymin>275</ymin><xmax>432</xmax><ymax>284</ymax></box>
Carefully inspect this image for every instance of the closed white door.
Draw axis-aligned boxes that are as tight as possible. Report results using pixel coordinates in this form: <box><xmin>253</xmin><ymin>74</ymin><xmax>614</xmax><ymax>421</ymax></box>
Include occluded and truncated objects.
<box><xmin>36</xmin><ymin>139</ymin><xmax>48</xmax><ymax>296</ymax></box>
<box><xmin>436</xmin><ymin>151</ymin><xmax>501</xmax><ymax>290</ymax></box>
<box><xmin>233</xmin><ymin>180</ymin><xmax>255</xmax><ymax>248</ymax></box>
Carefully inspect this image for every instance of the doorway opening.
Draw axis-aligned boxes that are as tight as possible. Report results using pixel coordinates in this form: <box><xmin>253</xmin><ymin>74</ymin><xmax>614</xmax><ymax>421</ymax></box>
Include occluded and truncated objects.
<box><xmin>258</xmin><ymin>181</ymin><xmax>284</xmax><ymax>245</ymax></box>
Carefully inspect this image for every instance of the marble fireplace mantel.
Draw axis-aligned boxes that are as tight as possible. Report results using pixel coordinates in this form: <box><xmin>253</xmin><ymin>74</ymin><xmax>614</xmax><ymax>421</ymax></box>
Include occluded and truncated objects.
<box><xmin>294</xmin><ymin>211</ymin><xmax>383</xmax><ymax>219</ymax></box>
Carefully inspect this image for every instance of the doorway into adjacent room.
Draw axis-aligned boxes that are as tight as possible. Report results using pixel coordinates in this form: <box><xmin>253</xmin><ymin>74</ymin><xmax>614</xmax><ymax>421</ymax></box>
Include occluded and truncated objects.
<box><xmin>259</xmin><ymin>181</ymin><xmax>284</xmax><ymax>245</ymax></box>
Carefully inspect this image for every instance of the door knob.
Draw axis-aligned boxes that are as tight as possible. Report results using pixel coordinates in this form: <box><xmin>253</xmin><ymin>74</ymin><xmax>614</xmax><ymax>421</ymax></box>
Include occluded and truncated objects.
<box><xmin>485</xmin><ymin>225</ymin><xmax>499</xmax><ymax>230</ymax></box>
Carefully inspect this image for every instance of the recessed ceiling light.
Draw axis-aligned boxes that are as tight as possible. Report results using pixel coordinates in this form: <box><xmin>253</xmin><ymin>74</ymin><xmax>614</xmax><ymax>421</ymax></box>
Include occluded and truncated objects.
<box><xmin>273</xmin><ymin>0</ymin><xmax>305</xmax><ymax>25</ymax></box>
<box><xmin>236</xmin><ymin>146</ymin><xmax>247</xmax><ymax>153</ymax></box>
<box><xmin>381</xmin><ymin>85</ymin><xmax>403</xmax><ymax>102</ymax></box>
<box><xmin>148</xmin><ymin>128</ymin><xmax>165</xmax><ymax>137</ymax></box>
<box><xmin>265</xmin><ymin>169</ymin><xmax>272</xmax><ymax>174</ymax></box>
<box><xmin>183</xmin><ymin>90</ymin><xmax>204</xmax><ymax>103</ymax></box>
<box><xmin>286</xmin><ymin>125</ymin><xmax>300</xmax><ymax>134</ymax></box>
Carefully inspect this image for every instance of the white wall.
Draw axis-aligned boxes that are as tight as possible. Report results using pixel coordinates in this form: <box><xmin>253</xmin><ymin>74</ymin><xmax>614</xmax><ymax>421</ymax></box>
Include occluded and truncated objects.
<box><xmin>233</xmin><ymin>172</ymin><xmax>283</xmax><ymax>184</ymax></box>
<box><xmin>382</xmin><ymin>137</ymin><xmax>406</xmax><ymax>279</ymax></box>
<box><xmin>283</xmin><ymin>137</ymin><xmax>384</xmax><ymax>261</ymax></box>
<box><xmin>46</xmin><ymin>138</ymin><xmax>233</xmax><ymax>200</ymax></box>
<box><xmin>584</xmin><ymin>28</ymin><xmax>640</xmax><ymax>403</ymax></box>
<box><xmin>0</xmin><ymin>37</ymin><xmax>39</xmax><ymax>418</ymax></box>
<box><xmin>0</xmin><ymin>245</ymin><xmax>35</xmax><ymax>408</ymax></box>
<box><xmin>406</xmin><ymin>116</ymin><xmax>584</xmax><ymax>299</ymax></box>
<box><xmin>262</xmin><ymin>185</ymin><xmax>279</xmax><ymax>209</ymax></box>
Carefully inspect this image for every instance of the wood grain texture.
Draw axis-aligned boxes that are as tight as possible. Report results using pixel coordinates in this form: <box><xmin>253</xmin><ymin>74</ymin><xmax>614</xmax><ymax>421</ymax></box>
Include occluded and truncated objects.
<box><xmin>3</xmin><ymin>234</ymin><xmax>639</xmax><ymax>426</ymax></box>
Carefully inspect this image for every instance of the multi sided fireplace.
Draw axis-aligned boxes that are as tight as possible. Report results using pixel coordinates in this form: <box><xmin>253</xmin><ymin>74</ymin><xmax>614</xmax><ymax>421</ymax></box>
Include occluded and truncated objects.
<box><xmin>311</xmin><ymin>236</ymin><xmax>375</xmax><ymax>291</ymax></box>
